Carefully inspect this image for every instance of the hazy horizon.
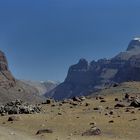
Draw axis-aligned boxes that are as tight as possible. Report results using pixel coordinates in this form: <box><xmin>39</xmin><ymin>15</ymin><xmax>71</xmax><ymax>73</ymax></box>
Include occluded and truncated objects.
<box><xmin>1</xmin><ymin>0</ymin><xmax>140</xmax><ymax>81</ymax></box>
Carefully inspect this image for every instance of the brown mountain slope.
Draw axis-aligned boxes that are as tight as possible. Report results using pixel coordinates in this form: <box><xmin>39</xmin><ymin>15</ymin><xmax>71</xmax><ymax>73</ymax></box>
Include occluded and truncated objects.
<box><xmin>0</xmin><ymin>50</ymin><xmax>45</xmax><ymax>104</ymax></box>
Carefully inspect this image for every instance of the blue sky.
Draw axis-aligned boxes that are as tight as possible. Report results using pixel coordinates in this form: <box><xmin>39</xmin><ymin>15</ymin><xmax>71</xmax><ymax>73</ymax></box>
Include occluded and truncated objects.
<box><xmin>0</xmin><ymin>0</ymin><xmax>140</xmax><ymax>81</ymax></box>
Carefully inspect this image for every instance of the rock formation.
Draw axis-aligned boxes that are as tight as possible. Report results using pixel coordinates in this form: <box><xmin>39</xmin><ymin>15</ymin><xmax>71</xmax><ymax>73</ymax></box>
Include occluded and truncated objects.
<box><xmin>47</xmin><ymin>38</ymin><xmax>140</xmax><ymax>100</ymax></box>
<box><xmin>0</xmin><ymin>50</ymin><xmax>15</xmax><ymax>88</ymax></box>
<box><xmin>0</xmin><ymin>50</ymin><xmax>45</xmax><ymax>104</ymax></box>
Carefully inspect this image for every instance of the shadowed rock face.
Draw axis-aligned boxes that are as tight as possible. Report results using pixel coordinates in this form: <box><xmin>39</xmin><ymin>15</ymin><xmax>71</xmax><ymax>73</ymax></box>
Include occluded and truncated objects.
<box><xmin>48</xmin><ymin>38</ymin><xmax>140</xmax><ymax>100</ymax></box>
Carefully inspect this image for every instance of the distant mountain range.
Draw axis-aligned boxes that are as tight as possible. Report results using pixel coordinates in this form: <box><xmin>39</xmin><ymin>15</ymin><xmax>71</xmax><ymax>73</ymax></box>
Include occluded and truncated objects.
<box><xmin>48</xmin><ymin>38</ymin><xmax>140</xmax><ymax>100</ymax></box>
<box><xmin>2</xmin><ymin>37</ymin><xmax>140</xmax><ymax>102</ymax></box>
<box><xmin>21</xmin><ymin>80</ymin><xmax>60</xmax><ymax>95</ymax></box>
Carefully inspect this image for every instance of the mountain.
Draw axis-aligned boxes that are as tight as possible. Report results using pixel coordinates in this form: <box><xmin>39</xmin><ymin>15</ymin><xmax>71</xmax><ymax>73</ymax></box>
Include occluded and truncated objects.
<box><xmin>21</xmin><ymin>80</ymin><xmax>60</xmax><ymax>95</ymax></box>
<box><xmin>0</xmin><ymin>50</ymin><xmax>45</xmax><ymax>104</ymax></box>
<box><xmin>48</xmin><ymin>38</ymin><xmax>140</xmax><ymax>100</ymax></box>
<box><xmin>0</xmin><ymin>50</ymin><xmax>16</xmax><ymax>88</ymax></box>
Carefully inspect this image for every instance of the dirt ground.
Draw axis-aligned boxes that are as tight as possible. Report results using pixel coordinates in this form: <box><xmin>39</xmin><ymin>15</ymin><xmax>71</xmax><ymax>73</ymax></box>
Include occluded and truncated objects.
<box><xmin>0</xmin><ymin>82</ymin><xmax>140</xmax><ymax>140</ymax></box>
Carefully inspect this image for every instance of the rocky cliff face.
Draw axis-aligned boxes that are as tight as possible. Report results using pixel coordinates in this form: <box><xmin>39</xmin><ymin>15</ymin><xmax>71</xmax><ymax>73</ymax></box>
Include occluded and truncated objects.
<box><xmin>48</xmin><ymin>38</ymin><xmax>140</xmax><ymax>100</ymax></box>
<box><xmin>0</xmin><ymin>50</ymin><xmax>45</xmax><ymax>104</ymax></box>
<box><xmin>0</xmin><ymin>51</ymin><xmax>15</xmax><ymax>88</ymax></box>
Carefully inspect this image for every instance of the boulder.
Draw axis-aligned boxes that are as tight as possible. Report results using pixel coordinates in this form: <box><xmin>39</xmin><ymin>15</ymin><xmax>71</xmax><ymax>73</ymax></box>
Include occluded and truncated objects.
<box><xmin>36</xmin><ymin>129</ymin><xmax>53</xmax><ymax>135</ymax></box>
<box><xmin>8</xmin><ymin>115</ymin><xmax>21</xmax><ymax>121</ymax></box>
<box><xmin>125</xmin><ymin>93</ymin><xmax>130</xmax><ymax>100</ymax></box>
<box><xmin>115</xmin><ymin>98</ymin><xmax>119</xmax><ymax>101</ymax></box>
<box><xmin>109</xmin><ymin>120</ymin><xmax>114</xmax><ymax>123</ymax></box>
<box><xmin>42</xmin><ymin>98</ymin><xmax>54</xmax><ymax>104</ymax></box>
<box><xmin>82</xmin><ymin>127</ymin><xmax>101</xmax><ymax>136</ymax></box>
<box><xmin>130</xmin><ymin>98</ymin><xmax>140</xmax><ymax>107</ymax></box>
<box><xmin>72</xmin><ymin>97</ymin><xmax>82</xmax><ymax>102</ymax></box>
<box><xmin>100</xmin><ymin>100</ymin><xmax>106</xmax><ymax>103</ymax></box>
<box><xmin>79</xmin><ymin>96</ymin><xmax>86</xmax><ymax>101</ymax></box>
<box><xmin>0</xmin><ymin>100</ymin><xmax>41</xmax><ymax>115</ymax></box>
<box><xmin>114</xmin><ymin>103</ymin><xmax>126</xmax><ymax>108</ymax></box>
<box><xmin>109</xmin><ymin>110</ymin><xmax>114</xmax><ymax>115</ymax></box>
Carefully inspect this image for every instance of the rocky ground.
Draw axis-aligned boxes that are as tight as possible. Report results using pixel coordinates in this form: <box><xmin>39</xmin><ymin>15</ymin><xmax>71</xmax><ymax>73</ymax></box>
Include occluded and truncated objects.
<box><xmin>0</xmin><ymin>82</ymin><xmax>140</xmax><ymax>140</ymax></box>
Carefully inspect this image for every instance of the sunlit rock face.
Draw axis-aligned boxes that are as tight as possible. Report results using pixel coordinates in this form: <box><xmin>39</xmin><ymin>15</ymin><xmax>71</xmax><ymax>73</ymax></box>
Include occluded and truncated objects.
<box><xmin>47</xmin><ymin>38</ymin><xmax>140</xmax><ymax>100</ymax></box>
<box><xmin>0</xmin><ymin>50</ymin><xmax>15</xmax><ymax>88</ymax></box>
<box><xmin>0</xmin><ymin>50</ymin><xmax>8</xmax><ymax>71</ymax></box>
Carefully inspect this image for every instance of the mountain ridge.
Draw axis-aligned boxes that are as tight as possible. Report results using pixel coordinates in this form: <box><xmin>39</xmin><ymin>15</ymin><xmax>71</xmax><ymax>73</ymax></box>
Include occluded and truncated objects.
<box><xmin>21</xmin><ymin>80</ymin><xmax>60</xmax><ymax>95</ymax></box>
<box><xmin>47</xmin><ymin>38</ymin><xmax>140</xmax><ymax>100</ymax></box>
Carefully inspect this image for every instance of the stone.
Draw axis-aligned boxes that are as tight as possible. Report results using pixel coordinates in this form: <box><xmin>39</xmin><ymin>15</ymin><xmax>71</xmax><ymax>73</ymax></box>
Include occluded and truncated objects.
<box><xmin>93</xmin><ymin>107</ymin><xmax>99</xmax><ymax>111</ymax></box>
<box><xmin>125</xmin><ymin>93</ymin><xmax>130</xmax><ymax>99</ymax></box>
<box><xmin>85</xmin><ymin>103</ymin><xmax>90</xmax><ymax>106</ymax></box>
<box><xmin>131</xmin><ymin>111</ymin><xmax>135</xmax><ymax>114</ymax></box>
<box><xmin>8</xmin><ymin>115</ymin><xmax>21</xmax><ymax>121</ymax></box>
<box><xmin>130</xmin><ymin>98</ymin><xmax>140</xmax><ymax>107</ymax></box>
<box><xmin>109</xmin><ymin>111</ymin><xmax>114</xmax><ymax>115</ymax></box>
<box><xmin>46</xmin><ymin>99</ymin><xmax>52</xmax><ymax>104</ymax></box>
<box><xmin>94</xmin><ymin>106</ymin><xmax>104</xmax><ymax>111</ymax></box>
<box><xmin>59</xmin><ymin>103</ymin><xmax>63</xmax><ymax>106</ymax></box>
<box><xmin>72</xmin><ymin>97</ymin><xmax>82</xmax><ymax>102</ymax></box>
<box><xmin>70</xmin><ymin>101</ymin><xmax>79</xmax><ymax>106</ymax></box>
<box><xmin>105</xmin><ymin>113</ymin><xmax>109</xmax><ymax>116</ymax></box>
<box><xmin>99</xmin><ymin>97</ymin><xmax>104</xmax><ymax>100</ymax></box>
<box><xmin>36</xmin><ymin>129</ymin><xmax>53</xmax><ymax>135</ymax></box>
<box><xmin>62</xmin><ymin>100</ymin><xmax>69</xmax><ymax>104</ymax></box>
<box><xmin>125</xmin><ymin>109</ymin><xmax>130</xmax><ymax>112</ymax></box>
<box><xmin>51</xmin><ymin>104</ymin><xmax>56</xmax><ymax>107</ymax></box>
<box><xmin>114</xmin><ymin>103</ymin><xmax>126</xmax><ymax>108</ymax></box>
<box><xmin>89</xmin><ymin>122</ymin><xmax>96</xmax><ymax>127</ymax></box>
<box><xmin>115</xmin><ymin>98</ymin><xmax>119</xmax><ymax>101</ymax></box>
<box><xmin>129</xmin><ymin>118</ymin><xmax>137</xmax><ymax>121</ymax></box>
<box><xmin>100</xmin><ymin>100</ymin><xmax>106</xmax><ymax>103</ymax></box>
<box><xmin>0</xmin><ymin>100</ymin><xmax>41</xmax><ymax>115</ymax></box>
<box><xmin>82</xmin><ymin>127</ymin><xmax>101</xmax><ymax>136</ymax></box>
<box><xmin>58</xmin><ymin>112</ymin><xmax>62</xmax><ymax>115</ymax></box>
<box><xmin>109</xmin><ymin>120</ymin><xmax>114</xmax><ymax>123</ymax></box>
<box><xmin>79</xmin><ymin>96</ymin><xmax>86</xmax><ymax>101</ymax></box>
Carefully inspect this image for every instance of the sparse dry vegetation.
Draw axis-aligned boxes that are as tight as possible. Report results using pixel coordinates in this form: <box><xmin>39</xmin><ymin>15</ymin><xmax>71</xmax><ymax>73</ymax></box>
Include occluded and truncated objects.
<box><xmin>0</xmin><ymin>82</ymin><xmax>140</xmax><ymax>140</ymax></box>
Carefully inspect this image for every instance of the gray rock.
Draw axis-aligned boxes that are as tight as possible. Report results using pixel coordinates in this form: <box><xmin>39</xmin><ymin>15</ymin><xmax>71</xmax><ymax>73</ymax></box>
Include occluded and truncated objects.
<box><xmin>72</xmin><ymin>97</ymin><xmax>82</xmax><ymax>102</ymax></box>
<box><xmin>130</xmin><ymin>98</ymin><xmax>140</xmax><ymax>107</ymax></box>
<box><xmin>82</xmin><ymin>127</ymin><xmax>101</xmax><ymax>136</ymax></box>
<box><xmin>0</xmin><ymin>100</ymin><xmax>41</xmax><ymax>115</ymax></box>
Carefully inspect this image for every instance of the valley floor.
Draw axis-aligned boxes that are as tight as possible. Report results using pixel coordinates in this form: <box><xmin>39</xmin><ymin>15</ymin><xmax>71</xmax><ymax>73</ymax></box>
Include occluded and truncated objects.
<box><xmin>0</xmin><ymin>82</ymin><xmax>140</xmax><ymax>140</ymax></box>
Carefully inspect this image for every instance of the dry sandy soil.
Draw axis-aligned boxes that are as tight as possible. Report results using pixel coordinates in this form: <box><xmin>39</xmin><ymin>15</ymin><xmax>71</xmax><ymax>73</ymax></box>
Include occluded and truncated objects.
<box><xmin>0</xmin><ymin>82</ymin><xmax>140</xmax><ymax>140</ymax></box>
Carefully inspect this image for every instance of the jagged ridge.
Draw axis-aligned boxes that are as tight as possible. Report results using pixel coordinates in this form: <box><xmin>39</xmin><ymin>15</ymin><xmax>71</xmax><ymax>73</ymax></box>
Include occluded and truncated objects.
<box><xmin>47</xmin><ymin>38</ymin><xmax>140</xmax><ymax>100</ymax></box>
